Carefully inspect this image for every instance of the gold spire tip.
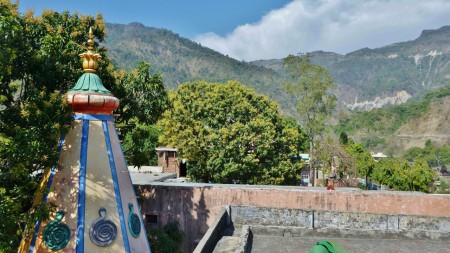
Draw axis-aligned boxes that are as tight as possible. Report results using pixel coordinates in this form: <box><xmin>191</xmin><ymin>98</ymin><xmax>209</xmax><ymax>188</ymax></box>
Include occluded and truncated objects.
<box><xmin>80</xmin><ymin>27</ymin><xmax>101</xmax><ymax>73</ymax></box>
<box><xmin>87</xmin><ymin>27</ymin><xmax>94</xmax><ymax>51</ymax></box>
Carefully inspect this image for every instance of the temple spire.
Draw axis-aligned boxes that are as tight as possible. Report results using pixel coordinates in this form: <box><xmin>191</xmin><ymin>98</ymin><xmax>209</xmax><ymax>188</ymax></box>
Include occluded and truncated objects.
<box><xmin>67</xmin><ymin>28</ymin><xmax>119</xmax><ymax>114</ymax></box>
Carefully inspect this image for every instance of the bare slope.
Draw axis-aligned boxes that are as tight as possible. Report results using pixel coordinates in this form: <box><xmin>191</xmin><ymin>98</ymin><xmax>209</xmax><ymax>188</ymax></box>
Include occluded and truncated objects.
<box><xmin>395</xmin><ymin>99</ymin><xmax>450</xmax><ymax>149</ymax></box>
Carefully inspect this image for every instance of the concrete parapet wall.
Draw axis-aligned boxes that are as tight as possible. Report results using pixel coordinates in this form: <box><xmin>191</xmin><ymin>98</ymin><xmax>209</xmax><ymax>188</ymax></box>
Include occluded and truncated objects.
<box><xmin>137</xmin><ymin>183</ymin><xmax>450</xmax><ymax>252</ymax></box>
<box><xmin>231</xmin><ymin>206</ymin><xmax>450</xmax><ymax>235</ymax></box>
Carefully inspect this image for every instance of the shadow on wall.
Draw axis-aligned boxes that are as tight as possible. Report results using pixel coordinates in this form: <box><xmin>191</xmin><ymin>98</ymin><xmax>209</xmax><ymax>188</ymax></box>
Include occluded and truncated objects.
<box><xmin>137</xmin><ymin>185</ymin><xmax>211</xmax><ymax>253</ymax></box>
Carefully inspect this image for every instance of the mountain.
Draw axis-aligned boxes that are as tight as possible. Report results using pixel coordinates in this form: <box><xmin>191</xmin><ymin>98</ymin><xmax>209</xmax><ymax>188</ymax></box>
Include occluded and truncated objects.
<box><xmin>334</xmin><ymin>85</ymin><xmax>450</xmax><ymax>152</ymax></box>
<box><xmin>252</xmin><ymin>26</ymin><xmax>450</xmax><ymax>110</ymax></box>
<box><xmin>104</xmin><ymin>22</ymin><xmax>297</xmax><ymax>116</ymax></box>
<box><xmin>103</xmin><ymin>22</ymin><xmax>450</xmax><ymax>151</ymax></box>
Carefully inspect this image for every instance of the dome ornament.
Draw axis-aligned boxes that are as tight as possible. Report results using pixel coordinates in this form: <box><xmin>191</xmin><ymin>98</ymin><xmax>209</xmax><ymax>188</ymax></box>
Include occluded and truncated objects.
<box><xmin>80</xmin><ymin>27</ymin><xmax>102</xmax><ymax>73</ymax></box>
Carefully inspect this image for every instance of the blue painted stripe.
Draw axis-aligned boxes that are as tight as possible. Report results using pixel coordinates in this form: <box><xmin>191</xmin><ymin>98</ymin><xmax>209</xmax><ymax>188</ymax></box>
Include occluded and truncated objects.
<box><xmin>111</xmin><ymin>125</ymin><xmax>152</xmax><ymax>252</ymax></box>
<box><xmin>29</xmin><ymin>134</ymin><xmax>66</xmax><ymax>253</ymax></box>
<box><xmin>103</xmin><ymin>120</ymin><xmax>131</xmax><ymax>253</ymax></box>
<box><xmin>73</xmin><ymin>114</ymin><xmax>114</xmax><ymax>121</ymax></box>
<box><xmin>76</xmin><ymin>120</ymin><xmax>89</xmax><ymax>253</ymax></box>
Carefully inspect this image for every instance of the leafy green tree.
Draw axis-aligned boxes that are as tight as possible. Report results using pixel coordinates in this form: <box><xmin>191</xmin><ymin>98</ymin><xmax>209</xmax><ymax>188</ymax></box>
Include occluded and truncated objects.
<box><xmin>372</xmin><ymin>157</ymin><xmax>435</xmax><ymax>192</ymax></box>
<box><xmin>158</xmin><ymin>81</ymin><xmax>304</xmax><ymax>184</ymax></box>
<box><xmin>345</xmin><ymin>143</ymin><xmax>375</xmax><ymax>189</ymax></box>
<box><xmin>122</xmin><ymin>123</ymin><xmax>161</xmax><ymax>166</ymax></box>
<box><xmin>284</xmin><ymin>54</ymin><xmax>336</xmax><ymax>185</ymax></box>
<box><xmin>114</xmin><ymin>62</ymin><xmax>170</xmax><ymax>126</ymax></box>
<box><xmin>113</xmin><ymin>62</ymin><xmax>170</xmax><ymax>167</ymax></box>
<box><xmin>314</xmin><ymin>137</ymin><xmax>355</xmax><ymax>179</ymax></box>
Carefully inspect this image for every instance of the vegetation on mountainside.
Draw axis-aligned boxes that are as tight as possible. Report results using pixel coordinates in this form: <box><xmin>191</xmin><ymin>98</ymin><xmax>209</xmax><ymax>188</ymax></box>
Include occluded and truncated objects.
<box><xmin>158</xmin><ymin>81</ymin><xmax>306</xmax><ymax>184</ymax></box>
<box><xmin>334</xmin><ymin>85</ymin><xmax>450</xmax><ymax>136</ymax></box>
<box><xmin>104</xmin><ymin>23</ymin><xmax>298</xmax><ymax>116</ymax></box>
<box><xmin>404</xmin><ymin>140</ymin><xmax>450</xmax><ymax>169</ymax></box>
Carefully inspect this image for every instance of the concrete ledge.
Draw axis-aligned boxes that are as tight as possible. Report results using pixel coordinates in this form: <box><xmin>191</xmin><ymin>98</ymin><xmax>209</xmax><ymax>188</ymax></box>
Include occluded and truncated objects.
<box><xmin>193</xmin><ymin>207</ymin><xmax>229</xmax><ymax>253</ymax></box>
<box><xmin>235</xmin><ymin>225</ymin><xmax>251</xmax><ymax>253</ymax></box>
<box><xmin>248</xmin><ymin>225</ymin><xmax>450</xmax><ymax>241</ymax></box>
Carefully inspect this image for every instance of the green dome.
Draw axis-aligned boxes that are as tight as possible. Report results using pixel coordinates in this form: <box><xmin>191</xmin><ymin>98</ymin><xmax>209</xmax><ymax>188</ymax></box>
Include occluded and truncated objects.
<box><xmin>69</xmin><ymin>73</ymin><xmax>111</xmax><ymax>94</ymax></box>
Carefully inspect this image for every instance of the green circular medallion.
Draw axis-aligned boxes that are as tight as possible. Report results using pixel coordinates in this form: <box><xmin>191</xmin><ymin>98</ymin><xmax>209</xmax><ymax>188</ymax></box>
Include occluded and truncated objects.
<box><xmin>128</xmin><ymin>203</ymin><xmax>141</xmax><ymax>238</ymax></box>
<box><xmin>43</xmin><ymin>210</ymin><xmax>71</xmax><ymax>250</ymax></box>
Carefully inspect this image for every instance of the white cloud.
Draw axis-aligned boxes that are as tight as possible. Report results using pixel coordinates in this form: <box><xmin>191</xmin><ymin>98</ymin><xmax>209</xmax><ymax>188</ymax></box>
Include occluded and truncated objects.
<box><xmin>194</xmin><ymin>0</ymin><xmax>450</xmax><ymax>61</ymax></box>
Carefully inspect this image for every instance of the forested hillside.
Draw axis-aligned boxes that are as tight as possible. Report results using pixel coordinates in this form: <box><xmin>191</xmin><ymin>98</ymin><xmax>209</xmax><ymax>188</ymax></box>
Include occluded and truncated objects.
<box><xmin>103</xmin><ymin>22</ymin><xmax>450</xmax><ymax>151</ymax></box>
<box><xmin>335</xmin><ymin>85</ymin><xmax>450</xmax><ymax>152</ymax></box>
<box><xmin>104</xmin><ymin>23</ymin><xmax>297</xmax><ymax>116</ymax></box>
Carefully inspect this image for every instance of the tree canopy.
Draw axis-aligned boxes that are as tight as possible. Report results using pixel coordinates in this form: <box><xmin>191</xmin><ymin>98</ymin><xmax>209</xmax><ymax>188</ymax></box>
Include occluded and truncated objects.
<box><xmin>113</xmin><ymin>62</ymin><xmax>170</xmax><ymax>167</ymax></box>
<box><xmin>158</xmin><ymin>81</ymin><xmax>305</xmax><ymax>184</ymax></box>
<box><xmin>372</xmin><ymin>157</ymin><xmax>435</xmax><ymax>192</ymax></box>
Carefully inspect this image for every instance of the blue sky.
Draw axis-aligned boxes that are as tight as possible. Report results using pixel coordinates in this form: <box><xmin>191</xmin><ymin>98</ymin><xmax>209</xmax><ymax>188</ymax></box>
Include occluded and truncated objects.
<box><xmin>17</xmin><ymin>0</ymin><xmax>450</xmax><ymax>61</ymax></box>
<box><xmin>18</xmin><ymin>0</ymin><xmax>292</xmax><ymax>38</ymax></box>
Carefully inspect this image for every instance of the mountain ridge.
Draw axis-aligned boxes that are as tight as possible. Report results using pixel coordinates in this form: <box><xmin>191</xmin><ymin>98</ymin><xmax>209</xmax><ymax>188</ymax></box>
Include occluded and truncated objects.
<box><xmin>103</xmin><ymin>22</ymin><xmax>450</xmax><ymax>149</ymax></box>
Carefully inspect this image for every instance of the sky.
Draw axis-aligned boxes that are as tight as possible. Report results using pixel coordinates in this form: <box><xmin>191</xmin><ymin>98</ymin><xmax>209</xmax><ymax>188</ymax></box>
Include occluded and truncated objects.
<box><xmin>17</xmin><ymin>0</ymin><xmax>450</xmax><ymax>61</ymax></box>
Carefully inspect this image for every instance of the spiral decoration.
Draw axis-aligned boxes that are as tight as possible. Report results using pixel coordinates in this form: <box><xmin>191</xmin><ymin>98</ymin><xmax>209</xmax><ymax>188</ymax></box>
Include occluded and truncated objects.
<box><xmin>89</xmin><ymin>208</ymin><xmax>117</xmax><ymax>247</ymax></box>
<box><xmin>128</xmin><ymin>203</ymin><xmax>141</xmax><ymax>238</ymax></box>
<box><xmin>43</xmin><ymin>210</ymin><xmax>71</xmax><ymax>250</ymax></box>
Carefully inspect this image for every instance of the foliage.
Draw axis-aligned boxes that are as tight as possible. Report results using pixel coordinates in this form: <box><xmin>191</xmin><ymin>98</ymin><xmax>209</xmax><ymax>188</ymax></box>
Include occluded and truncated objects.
<box><xmin>372</xmin><ymin>157</ymin><xmax>435</xmax><ymax>192</ymax></box>
<box><xmin>148</xmin><ymin>221</ymin><xmax>183</xmax><ymax>253</ymax></box>
<box><xmin>0</xmin><ymin>4</ymin><xmax>172</xmax><ymax>251</ymax></box>
<box><xmin>113</xmin><ymin>62</ymin><xmax>170</xmax><ymax>167</ymax></box>
<box><xmin>403</xmin><ymin>140</ymin><xmax>450</xmax><ymax>169</ymax></box>
<box><xmin>314</xmin><ymin>137</ymin><xmax>355</xmax><ymax>178</ymax></box>
<box><xmin>158</xmin><ymin>81</ymin><xmax>305</xmax><ymax>184</ymax></box>
<box><xmin>122</xmin><ymin>123</ymin><xmax>161</xmax><ymax>166</ymax></box>
<box><xmin>113</xmin><ymin>62</ymin><xmax>170</xmax><ymax>126</ymax></box>
<box><xmin>284</xmin><ymin>54</ymin><xmax>336</xmax><ymax>184</ymax></box>
<box><xmin>434</xmin><ymin>177</ymin><xmax>450</xmax><ymax>194</ymax></box>
<box><xmin>345</xmin><ymin>143</ymin><xmax>375</xmax><ymax>181</ymax></box>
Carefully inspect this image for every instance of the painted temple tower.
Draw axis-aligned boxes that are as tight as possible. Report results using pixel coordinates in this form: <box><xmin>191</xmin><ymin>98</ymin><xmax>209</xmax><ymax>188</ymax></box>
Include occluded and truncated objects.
<box><xmin>20</xmin><ymin>29</ymin><xmax>151</xmax><ymax>253</ymax></box>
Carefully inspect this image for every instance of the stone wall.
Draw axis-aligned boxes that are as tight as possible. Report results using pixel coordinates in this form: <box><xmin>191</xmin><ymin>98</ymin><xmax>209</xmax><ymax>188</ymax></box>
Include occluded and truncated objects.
<box><xmin>137</xmin><ymin>183</ymin><xmax>450</xmax><ymax>252</ymax></box>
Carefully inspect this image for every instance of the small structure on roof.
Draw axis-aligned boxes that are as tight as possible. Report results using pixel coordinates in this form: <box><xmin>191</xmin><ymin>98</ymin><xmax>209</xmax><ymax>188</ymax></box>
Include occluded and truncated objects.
<box><xmin>156</xmin><ymin>147</ymin><xmax>187</xmax><ymax>178</ymax></box>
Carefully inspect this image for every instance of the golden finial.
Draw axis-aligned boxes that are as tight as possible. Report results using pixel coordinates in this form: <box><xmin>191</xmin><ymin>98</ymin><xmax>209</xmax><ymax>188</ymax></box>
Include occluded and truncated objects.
<box><xmin>80</xmin><ymin>27</ymin><xmax>102</xmax><ymax>73</ymax></box>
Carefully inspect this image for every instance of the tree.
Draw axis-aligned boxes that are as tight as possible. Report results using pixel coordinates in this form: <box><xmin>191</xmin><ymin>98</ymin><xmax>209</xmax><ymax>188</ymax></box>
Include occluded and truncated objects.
<box><xmin>158</xmin><ymin>81</ymin><xmax>305</xmax><ymax>184</ymax></box>
<box><xmin>372</xmin><ymin>157</ymin><xmax>435</xmax><ymax>192</ymax></box>
<box><xmin>113</xmin><ymin>62</ymin><xmax>170</xmax><ymax>167</ymax></box>
<box><xmin>284</xmin><ymin>54</ymin><xmax>336</xmax><ymax>185</ymax></box>
<box><xmin>114</xmin><ymin>62</ymin><xmax>170</xmax><ymax>126</ymax></box>
<box><xmin>345</xmin><ymin>143</ymin><xmax>375</xmax><ymax>189</ymax></box>
<box><xmin>0</xmin><ymin>5</ymin><xmax>170</xmax><ymax>250</ymax></box>
<box><xmin>314</xmin><ymin>137</ymin><xmax>355</xmax><ymax>179</ymax></box>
